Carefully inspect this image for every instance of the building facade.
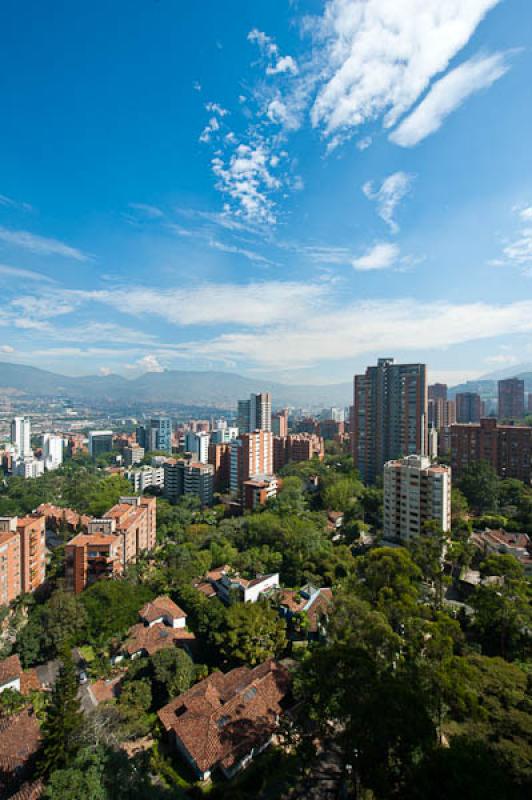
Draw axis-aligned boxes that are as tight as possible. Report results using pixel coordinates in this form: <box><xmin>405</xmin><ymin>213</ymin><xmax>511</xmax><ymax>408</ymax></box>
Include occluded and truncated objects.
<box><xmin>10</xmin><ymin>417</ymin><xmax>31</xmax><ymax>459</ymax></box>
<box><xmin>273</xmin><ymin>433</ymin><xmax>325</xmax><ymax>472</ymax></box>
<box><xmin>352</xmin><ymin>358</ymin><xmax>428</xmax><ymax>484</ymax></box>
<box><xmin>42</xmin><ymin>434</ymin><xmax>63</xmax><ymax>471</ymax></box>
<box><xmin>498</xmin><ymin>378</ymin><xmax>525</xmax><ymax>421</ymax></box>
<box><xmin>163</xmin><ymin>460</ymin><xmax>214</xmax><ymax>505</ymax></box>
<box><xmin>451</xmin><ymin>417</ymin><xmax>532</xmax><ymax>482</ymax></box>
<box><xmin>0</xmin><ymin>514</ymin><xmax>46</xmax><ymax>603</ymax></box>
<box><xmin>237</xmin><ymin>393</ymin><xmax>272</xmax><ymax>434</ymax></box>
<box><xmin>455</xmin><ymin>393</ymin><xmax>482</xmax><ymax>424</ymax></box>
<box><xmin>88</xmin><ymin>430</ymin><xmax>113</xmax><ymax>458</ymax></box>
<box><xmin>383</xmin><ymin>455</ymin><xmax>451</xmax><ymax>542</ymax></box>
<box><xmin>184</xmin><ymin>431</ymin><xmax>210</xmax><ymax>464</ymax></box>
<box><xmin>230</xmin><ymin>431</ymin><xmax>273</xmax><ymax>496</ymax></box>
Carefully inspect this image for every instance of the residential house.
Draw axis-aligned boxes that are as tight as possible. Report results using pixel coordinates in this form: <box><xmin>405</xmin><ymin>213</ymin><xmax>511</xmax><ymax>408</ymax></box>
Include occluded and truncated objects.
<box><xmin>158</xmin><ymin>659</ymin><xmax>290</xmax><ymax>781</ymax></box>
<box><xmin>116</xmin><ymin>595</ymin><xmax>195</xmax><ymax>660</ymax></box>
<box><xmin>0</xmin><ymin>708</ymin><xmax>41</xmax><ymax>799</ymax></box>
<box><xmin>278</xmin><ymin>585</ymin><xmax>334</xmax><ymax>640</ymax></box>
<box><xmin>196</xmin><ymin>566</ymin><xmax>280</xmax><ymax>604</ymax></box>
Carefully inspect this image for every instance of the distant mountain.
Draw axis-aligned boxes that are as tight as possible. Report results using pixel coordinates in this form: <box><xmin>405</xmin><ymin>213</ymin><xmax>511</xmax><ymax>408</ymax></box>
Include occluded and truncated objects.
<box><xmin>480</xmin><ymin>362</ymin><xmax>532</xmax><ymax>380</ymax></box>
<box><xmin>0</xmin><ymin>362</ymin><xmax>352</xmax><ymax>409</ymax></box>
<box><xmin>450</xmin><ymin>371</ymin><xmax>532</xmax><ymax>396</ymax></box>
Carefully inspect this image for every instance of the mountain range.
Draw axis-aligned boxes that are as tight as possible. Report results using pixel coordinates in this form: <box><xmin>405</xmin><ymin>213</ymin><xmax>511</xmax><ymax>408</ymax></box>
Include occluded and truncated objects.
<box><xmin>0</xmin><ymin>362</ymin><xmax>353</xmax><ymax>409</ymax></box>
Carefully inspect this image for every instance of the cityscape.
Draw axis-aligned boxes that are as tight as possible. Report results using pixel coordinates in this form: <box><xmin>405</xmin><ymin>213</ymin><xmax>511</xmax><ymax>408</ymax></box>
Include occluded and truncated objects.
<box><xmin>1</xmin><ymin>1</ymin><xmax>531</xmax><ymax>799</ymax></box>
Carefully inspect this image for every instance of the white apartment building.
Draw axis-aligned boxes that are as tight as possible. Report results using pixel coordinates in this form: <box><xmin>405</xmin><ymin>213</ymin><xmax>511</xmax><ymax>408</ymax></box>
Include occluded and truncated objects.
<box><xmin>42</xmin><ymin>434</ymin><xmax>64</xmax><ymax>470</ymax></box>
<box><xmin>184</xmin><ymin>431</ymin><xmax>210</xmax><ymax>464</ymax></box>
<box><xmin>12</xmin><ymin>457</ymin><xmax>45</xmax><ymax>479</ymax></box>
<box><xmin>383</xmin><ymin>454</ymin><xmax>451</xmax><ymax>543</ymax></box>
<box><xmin>126</xmin><ymin>465</ymin><xmax>165</xmax><ymax>494</ymax></box>
<box><xmin>11</xmin><ymin>417</ymin><xmax>32</xmax><ymax>459</ymax></box>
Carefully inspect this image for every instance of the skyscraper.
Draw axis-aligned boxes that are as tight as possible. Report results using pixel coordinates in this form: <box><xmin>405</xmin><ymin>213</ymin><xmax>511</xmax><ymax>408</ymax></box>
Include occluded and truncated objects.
<box><xmin>455</xmin><ymin>393</ymin><xmax>481</xmax><ymax>424</ymax></box>
<box><xmin>498</xmin><ymin>378</ymin><xmax>525</xmax><ymax>420</ymax></box>
<box><xmin>10</xmin><ymin>416</ymin><xmax>32</xmax><ymax>458</ymax></box>
<box><xmin>185</xmin><ymin>431</ymin><xmax>210</xmax><ymax>464</ymax></box>
<box><xmin>352</xmin><ymin>358</ymin><xmax>427</xmax><ymax>484</ymax></box>
<box><xmin>230</xmin><ymin>431</ymin><xmax>273</xmax><ymax>496</ymax></box>
<box><xmin>42</xmin><ymin>434</ymin><xmax>63</xmax><ymax>470</ymax></box>
<box><xmin>428</xmin><ymin>383</ymin><xmax>448</xmax><ymax>402</ymax></box>
<box><xmin>237</xmin><ymin>393</ymin><xmax>272</xmax><ymax>433</ymax></box>
<box><xmin>136</xmin><ymin>417</ymin><xmax>172</xmax><ymax>452</ymax></box>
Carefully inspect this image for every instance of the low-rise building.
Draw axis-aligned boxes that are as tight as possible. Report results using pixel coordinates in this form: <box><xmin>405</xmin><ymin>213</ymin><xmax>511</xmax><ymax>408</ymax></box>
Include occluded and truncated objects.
<box><xmin>158</xmin><ymin>660</ymin><xmax>290</xmax><ymax>781</ymax></box>
<box><xmin>116</xmin><ymin>595</ymin><xmax>195</xmax><ymax>660</ymax></box>
<box><xmin>126</xmin><ymin>464</ymin><xmax>164</xmax><ymax>493</ymax></box>
<box><xmin>471</xmin><ymin>529</ymin><xmax>532</xmax><ymax>575</ymax></box>
<box><xmin>243</xmin><ymin>475</ymin><xmax>279</xmax><ymax>510</ymax></box>
<box><xmin>138</xmin><ymin>595</ymin><xmax>187</xmax><ymax>628</ymax></box>
<box><xmin>278</xmin><ymin>585</ymin><xmax>333</xmax><ymax>640</ymax></box>
<box><xmin>0</xmin><ymin>708</ymin><xmax>41</xmax><ymax>799</ymax></box>
<box><xmin>273</xmin><ymin>433</ymin><xmax>325</xmax><ymax>472</ymax></box>
<box><xmin>451</xmin><ymin>417</ymin><xmax>532</xmax><ymax>482</ymax></box>
<box><xmin>196</xmin><ymin>565</ymin><xmax>280</xmax><ymax>604</ymax></box>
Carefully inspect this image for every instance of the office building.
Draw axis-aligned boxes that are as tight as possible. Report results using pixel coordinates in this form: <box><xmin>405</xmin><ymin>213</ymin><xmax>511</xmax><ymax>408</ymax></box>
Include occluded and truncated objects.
<box><xmin>137</xmin><ymin>417</ymin><xmax>172</xmax><ymax>453</ymax></box>
<box><xmin>352</xmin><ymin>358</ymin><xmax>427</xmax><ymax>484</ymax></box>
<box><xmin>65</xmin><ymin>496</ymin><xmax>156</xmax><ymax>593</ymax></box>
<box><xmin>451</xmin><ymin>418</ymin><xmax>532</xmax><ymax>483</ymax></box>
<box><xmin>88</xmin><ymin>430</ymin><xmax>113</xmax><ymax>458</ymax></box>
<box><xmin>42</xmin><ymin>434</ymin><xmax>63</xmax><ymax>471</ymax></box>
<box><xmin>455</xmin><ymin>393</ymin><xmax>482</xmax><ymax>424</ymax></box>
<box><xmin>230</xmin><ymin>431</ymin><xmax>273</xmax><ymax>496</ymax></box>
<box><xmin>184</xmin><ymin>431</ymin><xmax>210</xmax><ymax>464</ymax></box>
<box><xmin>10</xmin><ymin>417</ymin><xmax>32</xmax><ymax>459</ymax></box>
<box><xmin>273</xmin><ymin>433</ymin><xmax>325</xmax><ymax>472</ymax></box>
<box><xmin>498</xmin><ymin>378</ymin><xmax>525</xmax><ymax>421</ymax></box>
<box><xmin>428</xmin><ymin>383</ymin><xmax>447</xmax><ymax>402</ymax></box>
<box><xmin>0</xmin><ymin>514</ymin><xmax>46</xmax><ymax>602</ymax></box>
<box><xmin>383</xmin><ymin>455</ymin><xmax>451</xmax><ymax>543</ymax></box>
<box><xmin>163</xmin><ymin>460</ymin><xmax>214</xmax><ymax>506</ymax></box>
<box><xmin>272</xmin><ymin>409</ymin><xmax>289</xmax><ymax>437</ymax></box>
<box><xmin>237</xmin><ymin>393</ymin><xmax>272</xmax><ymax>433</ymax></box>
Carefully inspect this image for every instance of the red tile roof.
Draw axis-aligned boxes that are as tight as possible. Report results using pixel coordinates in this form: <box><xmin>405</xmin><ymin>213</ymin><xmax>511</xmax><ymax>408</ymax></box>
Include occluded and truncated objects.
<box><xmin>89</xmin><ymin>676</ymin><xmax>122</xmax><ymax>704</ymax></box>
<box><xmin>8</xmin><ymin>780</ymin><xmax>44</xmax><ymax>800</ymax></box>
<box><xmin>0</xmin><ymin>654</ymin><xmax>22</xmax><ymax>687</ymax></box>
<box><xmin>124</xmin><ymin>623</ymin><xmax>195</xmax><ymax>657</ymax></box>
<box><xmin>139</xmin><ymin>596</ymin><xmax>186</xmax><ymax>624</ymax></box>
<box><xmin>158</xmin><ymin>660</ymin><xmax>290</xmax><ymax>775</ymax></box>
<box><xmin>0</xmin><ymin>707</ymin><xmax>40</xmax><ymax>774</ymax></box>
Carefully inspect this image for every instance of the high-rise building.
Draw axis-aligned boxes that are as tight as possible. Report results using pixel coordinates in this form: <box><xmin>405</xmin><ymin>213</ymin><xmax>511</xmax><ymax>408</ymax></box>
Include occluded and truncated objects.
<box><xmin>10</xmin><ymin>417</ymin><xmax>32</xmax><ymax>459</ymax></box>
<box><xmin>237</xmin><ymin>393</ymin><xmax>272</xmax><ymax>433</ymax></box>
<box><xmin>42</xmin><ymin>434</ymin><xmax>63</xmax><ymax>471</ymax></box>
<box><xmin>163</xmin><ymin>460</ymin><xmax>214</xmax><ymax>506</ymax></box>
<box><xmin>272</xmin><ymin>409</ymin><xmax>289</xmax><ymax>437</ymax></box>
<box><xmin>451</xmin><ymin>417</ymin><xmax>532</xmax><ymax>482</ymax></box>
<box><xmin>123</xmin><ymin>445</ymin><xmax>145</xmax><ymax>466</ymax></box>
<box><xmin>428</xmin><ymin>398</ymin><xmax>456</xmax><ymax>430</ymax></box>
<box><xmin>0</xmin><ymin>514</ymin><xmax>46</xmax><ymax>601</ymax></box>
<box><xmin>352</xmin><ymin>358</ymin><xmax>427</xmax><ymax>484</ymax></box>
<box><xmin>208</xmin><ymin>442</ymin><xmax>232</xmax><ymax>492</ymax></box>
<box><xmin>88</xmin><ymin>430</ymin><xmax>113</xmax><ymax>458</ymax></box>
<box><xmin>383</xmin><ymin>455</ymin><xmax>451</xmax><ymax>543</ymax></box>
<box><xmin>498</xmin><ymin>378</ymin><xmax>525</xmax><ymax>421</ymax></box>
<box><xmin>137</xmin><ymin>418</ymin><xmax>172</xmax><ymax>452</ymax></box>
<box><xmin>528</xmin><ymin>393</ymin><xmax>532</xmax><ymax>413</ymax></box>
<box><xmin>210</xmin><ymin>427</ymin><xmax>238</xmax><ymax>444</ymax></box>
<box><xmin>455</xmin><ymin>393</ymin><xmax>481</xmax><ymax>424</ymax></box>
<box><xmin>230</xmin><ymin>431</ymin><xmax>273</xmax><ymax>496</ymax></box>
<box><xmin>428</xmin><ymin>383</ymin><xmax>448</xmax><ymax>402</ymax></box>
<box><xmin>185</xmin><ymin>431</ymin><xmax>210</xmax><ymax>464</ymax></box>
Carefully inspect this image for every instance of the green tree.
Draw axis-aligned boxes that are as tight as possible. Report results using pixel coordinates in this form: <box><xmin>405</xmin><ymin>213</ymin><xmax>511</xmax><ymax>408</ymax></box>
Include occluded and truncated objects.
<box><xmin>151</xmin><ymin>647</ymin><xmax>194</xmax><ymax>702</ymax></box>
<box><xmin>39</xmin><ymin>647</ymin><xmax>84</xmax><ymax>776</ymax></box>
<box><xmin>354</xmin><ymin>547</ymin><xmax>422</xmax><ymax>629</ymax></box>
<box><xmin>458</xmin><ymin>460</ymin><xmax>500</xmax><ymax>514</ymax></box>
<box><xmin>214</xmin><ymin>601</ymin><xmax>287</xmax><ymax>666</ymax></box>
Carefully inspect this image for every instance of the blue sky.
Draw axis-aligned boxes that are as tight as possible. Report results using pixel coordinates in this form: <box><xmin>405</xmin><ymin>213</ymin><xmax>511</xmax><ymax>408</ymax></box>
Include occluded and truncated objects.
<box><xmin>1</xmin><ymin>0</ymin><xmax>532</xmax><ymax>386</ymax></box>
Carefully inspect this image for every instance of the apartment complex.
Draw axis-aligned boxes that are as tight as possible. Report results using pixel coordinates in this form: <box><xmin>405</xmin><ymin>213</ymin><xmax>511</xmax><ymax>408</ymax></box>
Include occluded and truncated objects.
<box><xmin>237</xmin><ymin>392</ymin><xmax>272</xmax><ymax>433</ymax></box>
<box><xmin>0</xmin><ymin>514</ymin><xmax>46</xmax><ymax>604</ymax></box>
<box><xmin>451</xmin><ymin>417</ymin><xmax>532</xmax><ymax>482</ymax></box>
<box><xmin>208</xmin><ymin>442</ymin><xmax>232</xmax><ymax>492</ymax></box>
<box><xmin>163</xmin><ymin>460</ymin><xmax>214</xmax><ymax>506</ymax></box>
<box><xmin>352</xmin><ymin>358</ymin><xmax>427</xmax><ymax>483</ymax></box>
<box><xmin>272</xmin><ymin>409</ymin><xmax>289</xmax><ymax>437</ymax></box>
<box><xmin>230</xmin><ymin>431</ymin><xmax>273</xmax><ymax>496</ymax></box>
<box><xmin>498</xmin><ymin>378</ymin><xmax>525</xmax><ymax>420</ymax></box>
<box><xmin>184</xmin><ymin>431</ymin><xmax>210</xmax><ymax>464</ymax></box>
<box><xmin>455</xmin><ymin>393</ymin><xmax>482</xmax><ymax>424</ymax></box>
<box><xmin>65</xmin><ymin>496</ymin><xmax>156</xmax><ymax>593</ymax></box>
<box><xmin>273</xmin><ymin>433</ymin><xmax>325</xmax><ymax>472</ymax></box>
<box><xmin>383</xmin><ymin>455</ymin><xmax>451</xmax><ymax>542</ymax></box>
<box><xmin>126</xmin><ymin>465</ymin><xmax>164</xmax><ymax>493</ymax></box>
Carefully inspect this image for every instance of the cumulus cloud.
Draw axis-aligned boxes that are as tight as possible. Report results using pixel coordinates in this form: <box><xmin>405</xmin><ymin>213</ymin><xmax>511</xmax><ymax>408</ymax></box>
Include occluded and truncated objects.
<box><xmin>352</xmin><ymin>242</ymin><xmax>400</xmax><ymax>271</ymax></box>
<box><xmin>390</xmin><ymin>51</ymin><xmax>510</xmax><ymax>147</ymax></box>
<box><xmin>136</xmin><ymin>355</ymin><xmax>164</xmax><ymax>373</ymax></box>
<box><xmin>0</xmin><ymin>344</ymin><xmax>14</xmax><ymax>353</ymax></box>
<box><xmin>266</xmin><ymin>55</ymin><xmax>298</xmax><ymax>76</ymax></box>
<box><xmin>211</xmin><ymin>142</ymin><xmax>281</xmax><ymax>223</ymax></box>
<box><xmin>0</xmin><ymin>226</ymin><xmax>88</xmax><ymax>261</ymax></box>
<box><xmin>362</xmin><ymin>172</ymin><xmax>415</xmax><ymax>232</ymax></box>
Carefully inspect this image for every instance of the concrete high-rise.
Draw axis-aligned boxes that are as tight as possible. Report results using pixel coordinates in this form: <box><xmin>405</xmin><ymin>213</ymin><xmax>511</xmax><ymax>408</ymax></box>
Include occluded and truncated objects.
<box><xmin>428</xmin><ymin>383</ymin><xmax>447</xmax><ymax>402</ymax></box>
<box><xmin>42</xmin><ymin>434</ymin><xmax>63</xmax><ymax>471</ymax></box>
<box><xmin>455</xmin><ymin>393</ymin><xmax>481</xmax><ymax>424</ymax></box>
<box><xmin>230</xmin><ymin>431</ymin><xmax>273</xmax><ymax>496</ymax></box>
<box><xmin>237</xmin><ymin>393</ymin><xmax>272</xmax><ymax>433</ymax></box>
<box><xmin>383</xmin><ymin>455</ymin><xmax>451</xmax><ymax>543</ymax></box>
<box><xmin>498</xmin><ymin>378</ymin><xmax>525</xmax><ymax>421</ymax></box>
<box><xmin>352</xmin><ymin>358</ymin><xmax>427</xmax><ymax>484</ymax></box>
<box><xmin>88</xmin><ymin>430</ymin><xmax>113</xmax><ymax>458</ymax></box>
<box><xmin>185</xmin><ymin>431</ymin><xmax>210</xmax><ymax>464</ymax></box>
<box><xmin>10</xmin><ymin>417</ymin><xmax>32</xmax><ymax>459</ymax></box>
<box><xmin>272</xmin><ymin>409</ymin><xmax>289</xmax><ymax>437</ymax></box>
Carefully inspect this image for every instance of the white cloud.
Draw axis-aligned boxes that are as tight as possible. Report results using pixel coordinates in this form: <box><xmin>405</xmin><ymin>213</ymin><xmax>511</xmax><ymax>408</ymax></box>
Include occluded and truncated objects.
<box><xmin>484</xmin><ymin>353</ymin><xmax>518</xmax><ymax>366</ymax></box>
<box><xmin>493</xmin><ymin>205</ymin><xmax>532</xmax><ymax>275</ymax></box>
<box><xmin>208</xmin><ymin>238</ymin><xmax>275</xmax><ymax>265</ymax></box>
<box><xmin>205</xmin><ymin>102</ymin><xmax>229</xmax><ymax>117</ymax></box>
<box><xmin>0</xmin><ymin>226</ymin><xmax>88</xmax><ymax>261</ymax></box>
<box><xmin>356</xmin><ymin>136</ymin><xmax>372</xmax><ymax>151</ymax></box>
<box><xmin>311</xmin><ymin>0</ymin><xmax>502</xmax><ymax>145</ymax></box>
<box><xmin>99</xmin><ymin>367</ymin><xmax>112</xmax><ymax>376</ymax></box>
<box><xmin>362</xmin><ymin>172</ymin><xmax>415</xmax><ymax>232</ymax></box>
<box><xmin>267</xmin><ymin>55</ymin><xmax>298</xmax><ymax>76</ymax></box>
<box><xmin>248</xmin><ymin>28</ymin><xmax>279</xmax><ymax>57</ymax></box>
<box><xmin>0</xmin><ymin>193</ymin><xmax>33</xmax><ymax>212</ymax></box>
<box><xmin>137</xmin><ymin>355</ymin><xmax>164</xmax><ymax>373</ymax></box>
<box><xmin>211</xmin><ymin>142</ymin><xmax>280</xmax><ymax>223</ymax></box>
<box><xmin>390</xmin><ymin>51</ymin><xmax>510</xmax><ymax>147</ymax></box>
<box><xmin>352</xmin><ymin>242</ymin><xmax>400</xmax><ymax>271</ymax></box>
<box><xmin>199</xmin><ymin>116</ymin><xmax>220</xmax><ymax>143</ymax></box>
<box><xmin>266</xmin><ymin>98</ymin><xmax>301</xmax><ymax>131</ymax></box>
<box><xmin>0</xmin><ymin>264</ymin><xmax>55</xmax><ymax>282</ymax></box>
<box><xmin>0</xmin><ymin>344</ymin><xmax>14</xmax><ymax>353</ymax></box>
<box><xmin>519</xmin><ymin>207</ymin><xmax>532</xmax><ymax>222</ymax></box>
<box><xmin>128</xmin><ymin>203</ymin><xmax>164</xmax><ymax>219</ymax></box>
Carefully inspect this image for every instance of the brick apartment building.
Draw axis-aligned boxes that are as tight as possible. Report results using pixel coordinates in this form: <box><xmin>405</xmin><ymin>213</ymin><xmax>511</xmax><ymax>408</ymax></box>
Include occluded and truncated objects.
<box><xmin>230</xmin><ymin>431</ymin><xmax>273</xmax><ymax>497</ymax></box>
<box><xmin>273</xmin><ymin>433</ymin><xmax>325</xmax><ymax>472</ymax></box>
<box><xmin>451</xmin><ymin>418</ymin><xmax>532</xmax><ymax>482</ymax></box>
<box><xmin>208</xmin><ymin>442</ymin><xmax>232</xmax><ymax>492</ymax></box>
<box><xmin>0</xmin><ymin>514</ymin><xmax>46</xmax><ymax>604</ymax></box>
<box><xmin>65</xmin><ymin>496</ymin><xmax>156</xmax><ymax>593</ymax></box>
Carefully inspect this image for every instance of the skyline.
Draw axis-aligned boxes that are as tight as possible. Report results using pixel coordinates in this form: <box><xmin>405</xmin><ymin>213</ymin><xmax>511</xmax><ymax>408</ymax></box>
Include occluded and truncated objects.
<box><xmin>1</xmin><ymin>1</ymin><xmax>532</xmax><ymax>386</ymax></box>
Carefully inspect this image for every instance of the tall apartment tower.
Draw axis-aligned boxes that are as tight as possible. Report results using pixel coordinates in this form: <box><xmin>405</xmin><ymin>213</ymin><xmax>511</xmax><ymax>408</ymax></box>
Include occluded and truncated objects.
<box><xmin>352</xmin><ymin>358</ymin><xmax>427</xmax><ymax>484</ymax></box>
<box><xmin>184</xmin><ymin>431</ymin><xmax>210</xmax><ymax>464</ymax></box>
<box><xmin>42</xmin><ymin>434</ymin><xmax>63</xmax><ymax>471</ymax></box>
<box><xmin>237</xmin><ymin>393</ymin><xmax>272</xmax><ymax>433</ymax></box>
<box><xmin>455</xmin><ymin>393</ymin><xmax>481</xmax><ymax>424</ymax></box>
<box><xmin>383</xmin><ymin>455</ymin><xmax>451</xmax><ymax>543</ymax></box>
<box><xmin>230</xmin><ymin>431</ymin><xmax>273</xmax><ymax>495</ymax></box>
<box><xmin>11</xmin><ymin>416</ymin><xmax>32</xmax><ymax>458</ymax></box>
<box><xmin>428</xmin><ymin>383</ymin><xmax>448</xmax><ymax>402</ymax></box>
<box><xmin>498</xmin><ymin>378</ymin><xmax>525</xmax><ymax>421</ymax></box>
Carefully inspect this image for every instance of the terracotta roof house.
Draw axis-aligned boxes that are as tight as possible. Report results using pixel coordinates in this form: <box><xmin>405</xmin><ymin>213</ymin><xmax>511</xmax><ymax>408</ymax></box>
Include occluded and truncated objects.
<box><xmin>9</xmin><ymin>780</ymin><xmax>44</xmax><ymax>800</ymax></box>
<box><xmin>0</xmin><ymin>654</ymin><xmax>40</xmax><ymax>696</ymax></box>
<box><xmin>139</xmin><ymin>596</ymin><xmax>187</xmax><ymax>629</ymax></box>
<box><xmin>0</xmin><ymin>707</ymin><xmax>41</xmax><ymax>798</ymax></box>
<box><xmin>121</xmin><ymin>623</ymin><xmax>196</xmax><ymax>660</ymax></box>
<box><xmin>88</xmin><ymin>675</ymin><xmax>123</xmax><ymax>705</ymax></box>
<box><xmin>278</xmin><ymin>585</ymin><xmax>334</xmax><ymax>639</ymax></box>
<box><xmin>197</xmin><ymin>566</ymin><xmax>280</xmax><ymax>604</ymax></box>
<box><xmin>158</xmin><ymin>659</ymin><xmax>291</xmax><ymax>781</ymax></box>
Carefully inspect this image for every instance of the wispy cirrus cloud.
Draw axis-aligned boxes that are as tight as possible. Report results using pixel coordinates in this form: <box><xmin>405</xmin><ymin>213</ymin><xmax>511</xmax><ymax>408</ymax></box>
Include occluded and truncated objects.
<box><xmin>362</xmin><ymin>172</ymin><xmax>415</xmax><ymax>232</ymax></box>
<box><xmin>490</xmin><ymin>205</ymin><xmax>532</xmax><ymax>275</ymax></box>
<box><xmin>0</xmin><ymin>263</ymin><xmax>55</xmax><ymax>283</ymax></box>
<box><xmin>390</xmin><ymin>51</ymin><xmax>511</xmax><ymax>147</ymax></box>
<box><xmin>352</xmin><ymin>242</ymin><xmax>400</xmax><ymax>271</ymax></box>
<box><xmin>0</xmin><ymin>193</ymin><xmax>33</xmax><ymax>213</ymax></box>
<box><xmin>0</xmin><ymin>226</ymin><xmax>89</xmax><ymax>261</ymax></box>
